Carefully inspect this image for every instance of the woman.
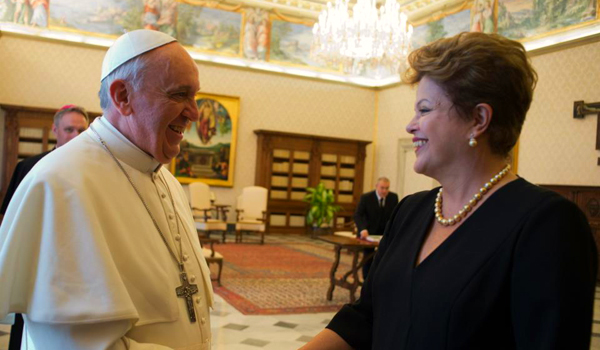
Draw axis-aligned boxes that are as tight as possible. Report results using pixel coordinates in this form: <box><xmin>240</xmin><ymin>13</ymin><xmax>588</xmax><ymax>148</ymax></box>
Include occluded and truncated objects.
<box><xmin>300</xmin><ymin>32</ymin><xmax>597</xmax><ymax>349</ymax></box>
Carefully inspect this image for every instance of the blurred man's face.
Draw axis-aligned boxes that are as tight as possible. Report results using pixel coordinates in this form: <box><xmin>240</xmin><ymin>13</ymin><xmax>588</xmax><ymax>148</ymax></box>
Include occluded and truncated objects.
<box><xmin>375</xmin><ymin>180</ymin><xmax>390</xmax><ymax>198</ymax></box>
<box><xmin>52</xmin><ymin>112</ymin><xmax>89</xmax><ymax>147</ymax></box>
<box><xmin>126</xmin><ymin>43</ymin><xmax>200</xmax><ymax>164</ymax></box>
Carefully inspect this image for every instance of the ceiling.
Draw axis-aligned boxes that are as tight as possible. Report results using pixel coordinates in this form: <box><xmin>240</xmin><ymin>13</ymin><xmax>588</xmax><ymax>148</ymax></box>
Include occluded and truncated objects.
<box><xmin>216</xmin><ymin>0</ymin><xmax>466</xmax><ymax>25</ymax></box>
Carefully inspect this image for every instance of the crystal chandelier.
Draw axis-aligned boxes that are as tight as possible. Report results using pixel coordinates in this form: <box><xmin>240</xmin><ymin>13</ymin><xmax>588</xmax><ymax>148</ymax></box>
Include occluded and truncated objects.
<box><xmin>311</xmin><ymin>0</ymin><xmax>413</xmax><ymax>76</ymax></box>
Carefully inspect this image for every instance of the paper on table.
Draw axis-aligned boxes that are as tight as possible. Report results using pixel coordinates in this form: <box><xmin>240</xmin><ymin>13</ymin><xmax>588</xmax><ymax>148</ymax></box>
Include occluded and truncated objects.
<box><xmin>366</xmin><ymin>235</ymin><xmax>382</xmax><ymax>242</ymax></box>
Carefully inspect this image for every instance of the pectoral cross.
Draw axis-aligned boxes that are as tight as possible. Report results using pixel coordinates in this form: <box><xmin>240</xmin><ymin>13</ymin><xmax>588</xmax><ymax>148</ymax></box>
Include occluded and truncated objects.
<box><xmin>175</xmin><ymin>271</ymin><xmax>199</xmax><ymax>322</ymax></box>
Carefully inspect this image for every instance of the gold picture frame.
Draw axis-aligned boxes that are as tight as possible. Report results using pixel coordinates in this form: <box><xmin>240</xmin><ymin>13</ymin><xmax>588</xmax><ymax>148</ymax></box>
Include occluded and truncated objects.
<box><xmin>171</xmin><ymin>92</ymin><xmax>240</xmax><ymax>187</ymax></box>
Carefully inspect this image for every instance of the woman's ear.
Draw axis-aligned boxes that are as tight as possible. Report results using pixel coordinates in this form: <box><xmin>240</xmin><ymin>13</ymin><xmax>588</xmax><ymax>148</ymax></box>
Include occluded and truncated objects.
<box><xmin>109</xmin><ymin>79</ymin><xmax>134</xmax><ymax>116</ymax></box>
<box><xmin>470</xmin><ymin>103</ymin><xmax>493</xmax><ymax>138</ymax></box>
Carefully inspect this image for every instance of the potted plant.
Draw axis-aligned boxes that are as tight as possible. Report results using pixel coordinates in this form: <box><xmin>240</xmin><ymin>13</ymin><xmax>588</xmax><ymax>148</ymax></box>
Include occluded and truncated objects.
<box><xmin>304</xmin><ymin>182</ymin><xmax>340</xmax><ymax>237</ymax></box>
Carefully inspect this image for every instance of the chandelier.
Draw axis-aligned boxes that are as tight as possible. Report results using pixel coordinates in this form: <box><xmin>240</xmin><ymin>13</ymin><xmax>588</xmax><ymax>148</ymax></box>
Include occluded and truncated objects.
<box><xmin>311</xmin><ymin>0</ymin><xmax>413</xmax><ymax>76</ymax></box>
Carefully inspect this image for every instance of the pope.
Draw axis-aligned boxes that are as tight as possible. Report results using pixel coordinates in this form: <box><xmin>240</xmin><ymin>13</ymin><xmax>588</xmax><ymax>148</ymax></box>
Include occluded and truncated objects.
<box><xmin>0</xmin><ymin>30</ymin><xmax>213</xmax><ymax>350</ymax></box>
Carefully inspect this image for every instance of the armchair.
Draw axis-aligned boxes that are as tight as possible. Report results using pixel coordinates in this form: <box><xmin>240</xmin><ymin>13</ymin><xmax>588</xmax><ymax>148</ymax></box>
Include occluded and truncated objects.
<box><xmin>235</xmin><ymin>186</ymin><xmax>268</xmax><ymax>244</ymax></box>
<box><xmin>189</xmin><ymin>182</ymin><xmax>228</xmax><ymax>242</ymax></box>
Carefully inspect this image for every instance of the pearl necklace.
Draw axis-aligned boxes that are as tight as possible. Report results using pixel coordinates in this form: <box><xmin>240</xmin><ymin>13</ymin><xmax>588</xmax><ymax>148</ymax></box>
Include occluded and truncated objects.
<box><xmin>434</xmin><ymin>164</ymin><xmax>511</xmax><ymax>226</ymax></box>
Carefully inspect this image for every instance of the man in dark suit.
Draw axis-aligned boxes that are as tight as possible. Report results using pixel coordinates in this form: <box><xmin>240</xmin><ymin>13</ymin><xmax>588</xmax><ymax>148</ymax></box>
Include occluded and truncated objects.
<box><xmin>1</xmin><ymin>104</ymin><xmax>89</xmax><ymax>216</ymax></box>
<box><xmin>354</xmin><ymin>177</ymin><xmax>399</xmax><ymax>279</ymax></box>
<box><xmin>0</xmin><ymin>104</ymin><xmax>88</xmax><ymax>350</ymax></box>
<box><xmin>1</xmin><ymin>105</ymin><xmax>89</xmax><ymax>216</ymax></box>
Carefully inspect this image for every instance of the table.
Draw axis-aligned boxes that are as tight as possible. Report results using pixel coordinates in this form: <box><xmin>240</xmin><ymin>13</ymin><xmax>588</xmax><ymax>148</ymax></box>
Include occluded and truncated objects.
<box><xmin>317</xmin><ymin>235</ymin><xmax>379</xmax><ymax>303</ymax></box>
<box><xmin>213</xmin><ymin>204</ymin><xmax>231</xmax><ymax>220</ymax></box>
<box><xmin>198</xmin><ymin>237</ymin><xmax>224</xmax><ymax>285</ymax></box>
<box><xmin>213</xmin><ymin>204</ymin><xmax>231</xmax><ymax>242</ymax></box>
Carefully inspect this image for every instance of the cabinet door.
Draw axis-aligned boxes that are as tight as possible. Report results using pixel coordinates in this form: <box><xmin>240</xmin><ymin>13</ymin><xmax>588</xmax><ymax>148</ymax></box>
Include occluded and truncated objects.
<box><xmin>18</xmin><ymin>120</ymin><xmax>55</xmax><ymax>160</ymax></box>
<box><xmin>2</xmin><ymin>107</ymin><xmax>55</xmax><ymax>202</ymax></box>
<box><xmin>320</xmin><ymin>153</ymin><xmax>356</xmax><ymax>204</ymax></box>
<box><xmin>270</xmin><ymin>148</ymin><xmax>291</xmax><ymax>200</ymax></box>
<box><xmin>575</xmin><ymin>190</ymin><xmax>600</xmax><ymax>281</ymax></box>
<box><xmin>290</xmin><ymin>151</ymin><xmax>310</xmax><ymax>201</ymax></box>
<box><xmin>254</xmin><ymin>130</ymin><xmax>370</xmax><ymax>234</ymax></box>
<box><xmin>270</xmin><ymin>148</ymin><xmax>310</xmax><ymax>202</ymax></box>
<box><xmin>268</xmin><ymin>148</ymin><xmax>310</xmax><ymax>232</ymax></box>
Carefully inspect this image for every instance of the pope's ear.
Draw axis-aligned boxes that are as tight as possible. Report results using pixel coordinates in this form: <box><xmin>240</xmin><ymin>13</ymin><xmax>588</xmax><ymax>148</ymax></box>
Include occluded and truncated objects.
<box><xmin>109</xmin><ymin>79</ymin><xmax>134</xmax><ymax>116</ymax></box>
<box><xmin>470</xmin><ymin>103</ymin><xmax>493</xmax><ymax>138</ymax></box>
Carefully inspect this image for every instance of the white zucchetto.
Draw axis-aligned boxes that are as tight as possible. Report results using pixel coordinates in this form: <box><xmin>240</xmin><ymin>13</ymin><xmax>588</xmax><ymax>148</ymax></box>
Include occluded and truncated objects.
<box><xmin>101</xmin><ymin>29</ymin><xmax>177</xmax><ymax>81</ymax></box>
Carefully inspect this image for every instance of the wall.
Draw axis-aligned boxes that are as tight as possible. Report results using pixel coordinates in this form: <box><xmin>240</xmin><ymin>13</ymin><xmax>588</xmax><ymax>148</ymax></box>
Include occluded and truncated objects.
<box><xmin>375</xmin><ymin>39</ymin><xmax>600</xmax><ymax>195</ymax></box>
<box><xmin>520</xmin><ymin>40</ymin><xmax>600</xmax><ymax>185</ymax></box>
<box><xmin>373</xmin><ymin>85</ymin><xmax>417</xmax><ymax>195</ymax></box>
<box><xmin>8</xmin><ymin>30</ymin><xmax>596</xmax><ymax>222</ymax></box>
<box><xmin>0</xmin><ymin>35</ymin><xmax>104</xmax><ymax>109</ymax></box>
<box><xmin>0</xmin><ymin>33</ymin><xmax>376</xmax><ymax>219</ymax></box>
<box><xmin>194</xmin><ymin>63</ymin><xmax>376</xmax><ymax>210</ymax></box>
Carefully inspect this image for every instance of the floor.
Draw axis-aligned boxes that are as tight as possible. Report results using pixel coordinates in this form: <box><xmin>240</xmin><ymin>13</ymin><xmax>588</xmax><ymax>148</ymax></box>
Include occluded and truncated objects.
<box><xmin>4</xmin><ymin>292</ymin><xmax>600</xmax><ymax>349</ymax></box>
<box><xmin>0</xmin><ymin>292</ymin><xmax>331</xmax><ymax>350</ymax></box>
<box><xmin>1</xmin><ymin>233</ymin><xmax>600</xmax><ymax>349</ymax></box>
<box><xmin>210</xmin><ymin>293</ymin><xmax>332</xmax><ymax>350</ymax></box>
<box><xmin>208</xmin><ymin>233</ymin><xmax>337</xmax><ymax>350</ymax></box>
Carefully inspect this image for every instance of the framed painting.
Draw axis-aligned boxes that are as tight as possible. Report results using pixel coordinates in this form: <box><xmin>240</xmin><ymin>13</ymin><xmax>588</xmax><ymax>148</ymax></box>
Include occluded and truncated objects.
<box><xmin>269</xmin><ymin>19</ymin><xmax>314</xmax><ymax>65</ymax></box>
<box><xmin>171</xmin><ymin>92</ymin><xmax>239</xmax><ymax>187</ymax></box>
<box><xmin>470</xmin><ymin>0</ymin><xmax>496</xmax><ymax>33</ymax></box>
<box><xmin>242</xmin><ymin>7</ymin><xmax>269</xmax><ymax>60</ymax></box>
<box><xmin>497</xmin><ymin>0</ymin><xmax>597</xmax><ymax>40</ymax></box>
<box><xmin>411</xmin><ymin>6</ymin><xmax>471</xmax><ymax>49</ymax></box>
<box><xmin>2</xmin><ymin>0</ymin><xmax>51</xmax><ymax>27</ymax></box>
<box><xmin>177</xmin><ymin>4</ymin><xmax>242</xmax><ymax>56</ymax></box>
<box><xmin>49</xmin><ymin>0</ymin><xmax>143</xmax><ymax>35</ymax></box>
<box><xmin>269</xmin><ymin>18</ymin><xmax>338</xmax><ymax>71</ymax></box>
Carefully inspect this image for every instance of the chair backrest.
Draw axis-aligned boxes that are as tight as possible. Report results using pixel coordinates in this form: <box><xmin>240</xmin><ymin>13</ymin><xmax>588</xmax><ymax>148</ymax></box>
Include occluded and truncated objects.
<box><xmin>189</xmin><ymin>182</ymin><xmax>212</xmax><ymax>212</ymax></box>
<box><xmin>239</xmin><ymin>186</ymin><xmax>267</xmax><ymax>220</ymax></box>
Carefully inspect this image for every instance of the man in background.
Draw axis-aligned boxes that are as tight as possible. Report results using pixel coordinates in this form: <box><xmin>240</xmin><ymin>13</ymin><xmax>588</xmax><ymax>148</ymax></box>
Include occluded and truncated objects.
<box><xmin>0</xmin><ymin>29</ymin><xmax>213</xmax><ymax>349</ymax></box>
<box><xmin>0</xmin><ymin>104</ymin><xmax>89</xmax><ymax>216</ymax></box>
<box><xmin>354</xmin><ymin>177</ymin><xmax>399</xmax><ymax>279</ymax></box>
<box><xmin>0</xmin><ymin>104</ymin><xmax>88</xmax><ymax>349</ymax></box>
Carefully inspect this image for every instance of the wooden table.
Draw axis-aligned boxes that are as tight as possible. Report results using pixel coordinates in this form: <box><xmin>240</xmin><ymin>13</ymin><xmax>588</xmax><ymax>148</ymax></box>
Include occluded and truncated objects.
<box><xmin>317</xmin><ymin>235</ymin><xmax>379</xmax><ymax>303</ymax></box>
<box><xmin>213</xmin><ymin>204</ymin><xmax>231</xmax><ymax>220</ymax></box>
<box><xmin>198</xmin><ymin>236</ymin><xmax>224</xmax><ymax>285</ymax></box>
<box><xmin>213</xmin><ymin>204</ymin><xmax>231</xmax><ymax>242</ymax></box>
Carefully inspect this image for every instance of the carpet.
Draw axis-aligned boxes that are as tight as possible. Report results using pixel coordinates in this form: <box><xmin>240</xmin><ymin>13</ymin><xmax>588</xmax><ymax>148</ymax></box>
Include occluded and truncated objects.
<box><xmin>209</xmin><ymin>240</ymin><xmax>359</xmax><ymax>315</ymax></box>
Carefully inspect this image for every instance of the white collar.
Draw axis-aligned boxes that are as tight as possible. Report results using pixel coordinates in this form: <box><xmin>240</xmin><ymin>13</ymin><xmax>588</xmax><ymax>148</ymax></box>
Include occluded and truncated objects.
<box><xmin>90</xmin><ymin>117</ymin><xmax>161</xmax><ymax>174</ymax></box>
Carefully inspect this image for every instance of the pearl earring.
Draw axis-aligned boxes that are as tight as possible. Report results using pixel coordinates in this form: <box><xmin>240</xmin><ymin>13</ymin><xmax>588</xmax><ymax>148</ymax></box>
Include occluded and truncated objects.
<box><xmin>468</xmin><ymin>134</ymin><xmax>477</xmax><ymax>148</ymax></box>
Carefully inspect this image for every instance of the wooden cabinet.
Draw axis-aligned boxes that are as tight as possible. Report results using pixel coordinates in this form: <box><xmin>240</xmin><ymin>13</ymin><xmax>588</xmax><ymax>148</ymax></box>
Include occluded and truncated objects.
<box><xmin>1</xmin><ymin>104</ymin><xmax>99</xmax><ymax>204</ymax></box>
<box><xmin>254</xmin><ymin>130</ymin><xmax>370</xmax><ymax>234</ymax></box>
<box><xmin>540</xmin><ymin>184</ymin><xmax>600</xmax><ymax>281</ymax></box>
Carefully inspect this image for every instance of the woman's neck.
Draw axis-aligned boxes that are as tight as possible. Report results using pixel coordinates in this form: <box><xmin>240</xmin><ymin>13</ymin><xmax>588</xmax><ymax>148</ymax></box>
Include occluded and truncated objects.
<box><xmin>434</xmin><ymin>155</ymin><xmax>515</xmax><ymax>216</ymax></box>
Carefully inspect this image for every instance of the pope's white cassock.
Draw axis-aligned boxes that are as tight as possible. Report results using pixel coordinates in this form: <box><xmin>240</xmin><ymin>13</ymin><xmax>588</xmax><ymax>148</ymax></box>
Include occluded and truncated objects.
<box><xmin>0</xmin><ymin>117</ymin><xmax>214</xmax><ymax>350</ymax></box>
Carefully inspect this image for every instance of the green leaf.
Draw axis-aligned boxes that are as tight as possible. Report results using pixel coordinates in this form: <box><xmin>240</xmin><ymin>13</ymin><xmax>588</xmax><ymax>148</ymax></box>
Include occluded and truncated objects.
<box><xmin>304</xmin><ymin>181</ymin><xmax>342</xmax><ymax>227</ymax></box>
